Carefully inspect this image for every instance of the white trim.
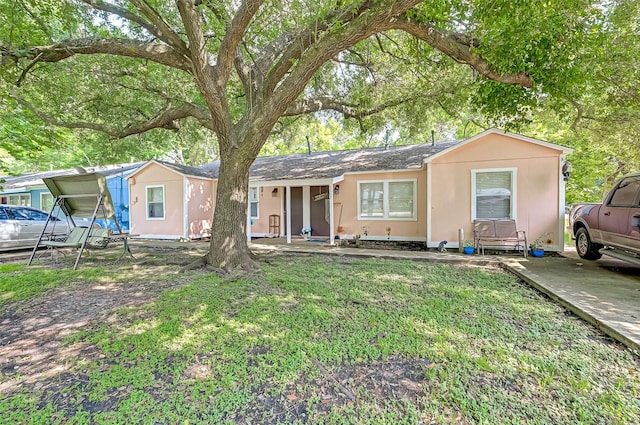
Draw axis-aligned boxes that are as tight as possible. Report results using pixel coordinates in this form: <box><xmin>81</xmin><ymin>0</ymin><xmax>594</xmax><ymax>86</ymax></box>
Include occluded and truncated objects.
<box><xmin>127</xmin><ymin>160</ymin><xmax>212</xmax><ymax>181</ymax></box>
<box><xmin>7</xmin><ymin>193</ymin><xmax>31</xmax><ymax>206</ymax></box>
<box><xmin>145</xmin><ymin>184</ymin><xmax>165</xmax><ymax>220</ymax></box>
<box><xmin>328</xmin><ymin>168</ymin><xmax>423</xmax><ymax>177</ymax></box>
<box><xmin>342</xmin><ymin>235</ymin><xmax>427</xmax><ymax>242</ymax></box>
<box><xmin>250</xmin><ymin>178</ymin><xmax>333</xmax><ymax>187</ymax></box>
<box><xmin>471</xmin><ymin>168</ymin><xmax>517</xmax><ymax>220</ymax></box>
<box><xmin>250</xmin><ymin>171</ymin><xmax>425</xmax><ymax>188</ymax></box>
<box><xmin>302</xmin><ymin>187</ymin><xmax>310</xmax><ymax>229</ymax></box>
<box><xmin>425</xmin><ymin>128</ymin><xmax>573</xmax><ymax>164</ymax></box>
<box><xmin>329</xmin><ymin>185</ymin><xmax>335</xmax><ymax>245</ymax></box>
<box><xmin>280</xmin><ymin>191</ymin><xmax>285</xmax><ymax>237</ymax></box>
<box><xmin>137</xmin><ymin>234</ymin><xmax>182</xmax><ymax>239</ymax></box>
<box><xmin>183</xmin><ymin>177</ymin><xmax>189</xmax><ymax>239</ymax></box>
<box><xmin>40</xmin><ymin>192</ymin><xmax>53</xmax><ymax>212</ymax></box>
<box><xmin>0</xmin><ymin>187</ymin><xmax>28</xmax><ymax>194</ymax></box>
<box><xmin>558</xmin><ymin>156</ymin><xmax>567</xmax><ymax>253</ymax></box>
<box><xmin>357</xmin><ymin>179</ymin><xmax>418</xmax><ymax>221</ymax></box>
<box><xmin>248</xmin><ymin>187</ymin><xmax>260</xmax><ymax>219</ymax></box>
<box><xmin>286</xmin><ymin>185</ymin><xmax>292</xmax><ymax>244</ymax></box>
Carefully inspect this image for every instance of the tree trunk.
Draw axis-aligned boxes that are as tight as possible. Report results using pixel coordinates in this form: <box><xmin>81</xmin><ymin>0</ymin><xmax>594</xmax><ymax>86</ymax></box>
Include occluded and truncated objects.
<box><xmin>205</xmin><ymin>151</ymin><xmax>257</xmax><ymax>272</ymax></box>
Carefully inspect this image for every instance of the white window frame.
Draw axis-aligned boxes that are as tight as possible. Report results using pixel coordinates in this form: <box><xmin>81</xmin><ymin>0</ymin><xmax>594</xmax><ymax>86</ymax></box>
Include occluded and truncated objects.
<box><xmin>357</xmin><ymin>179</ymin><xmax>417</xmax><ymax>221</ymax></box>
<box><xmin>40</xmin><ymin>192</ymin><xmax>54</xmax><ymax>212</ymax></box>
<box><xmin>249</xmin><ymin>187</ymin><xmax>259</xmax><ymax>219</ymax></box>
<box><xmin>145</xmin><ymin>185</ymin><xmax>166</xmax><ymax>220</ymax></box>
<box><xmin>471</xmin><ymin>168</ymin><xmax>517</xmax><ymax>220</ymax></box>
<box><xmin>8</xmin><ymin>194</ymin><xmax>31</xmax><ymax>206</ymax></box>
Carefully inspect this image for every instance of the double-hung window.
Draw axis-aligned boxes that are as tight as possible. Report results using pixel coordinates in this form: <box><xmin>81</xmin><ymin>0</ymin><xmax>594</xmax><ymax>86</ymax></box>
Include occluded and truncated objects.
<box><xmin>358</xmin><ymin>179</ymin><xmax>416</xmax><ymax>220</ymax></box>
<box><xmin>41</xmin><ymin>193</ymin><xmax>54</xmax><ymax>212</ymax></box>
<box><xmin>472</xmin><ymin>168</ymin><xmax>516</xmax><ymax>219</ymax></box>
<box><xmin>249</xmin><ymin>187</ymin><xmax>259</xmax><ymax>219</ymax></box>
<box><xmin>146</xmin><ymin>185</ymin><xmax>165</xmax><ymax>219</ymax></box>
<box><xmin>8</xmin><ymin>194</ymin><xmax>30</xmax><ymax>206</ymax></box>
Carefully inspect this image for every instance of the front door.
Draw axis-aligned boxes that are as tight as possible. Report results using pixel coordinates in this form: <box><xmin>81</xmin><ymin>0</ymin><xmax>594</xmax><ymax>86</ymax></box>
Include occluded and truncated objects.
<box><xmin>310</xmin><ymin>186</ymin><xmax>330</xmax><ymax>236</ymax></box>
<box><xmin>286</xmin><ymin>187</ymin><xmax>303</xmax><ymax>236</ymax></box>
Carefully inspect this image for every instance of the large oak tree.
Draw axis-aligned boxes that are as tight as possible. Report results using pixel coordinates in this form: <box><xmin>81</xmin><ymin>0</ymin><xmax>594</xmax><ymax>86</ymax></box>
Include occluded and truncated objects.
<box><xmin>1</xmin><ymin>0</ymin><xmax>608</xmax><ymax>271</ymax></box>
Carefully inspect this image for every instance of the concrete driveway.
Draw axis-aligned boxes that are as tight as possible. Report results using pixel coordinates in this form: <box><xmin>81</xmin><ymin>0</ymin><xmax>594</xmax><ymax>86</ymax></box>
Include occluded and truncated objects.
<box><xmin>502</xmin><ymin>248</ymin><xmax>640</xmax><ymax>354</ymax></box>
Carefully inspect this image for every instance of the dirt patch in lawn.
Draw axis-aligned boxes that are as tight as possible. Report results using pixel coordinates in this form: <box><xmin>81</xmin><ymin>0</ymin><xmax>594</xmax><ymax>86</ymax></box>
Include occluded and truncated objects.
<box><xmin>0</xmin><ymin>245</ymin><xmax>201</xmax><ymax>394</ymax></box>
<box><xmin>0</xmin><ymin>246</ymin><xmax>447</xmax><ymax>423</ymax></box>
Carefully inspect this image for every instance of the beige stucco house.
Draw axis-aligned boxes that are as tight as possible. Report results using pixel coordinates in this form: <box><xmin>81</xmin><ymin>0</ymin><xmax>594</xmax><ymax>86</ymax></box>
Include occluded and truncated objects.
<box><xmin>127</xmin><ymin>128</ymin><xmax>573</xmax><ymax>251</ymax></box>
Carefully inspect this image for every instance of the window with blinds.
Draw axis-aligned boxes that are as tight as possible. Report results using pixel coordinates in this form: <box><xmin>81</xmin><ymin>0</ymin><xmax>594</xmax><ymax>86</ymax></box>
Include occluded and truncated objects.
<box><xmin>249</xmin><ymin>187</ymin><xmax>259</xmax><ymax>218</ymax></box>
<box><xmin>359</xmin><ymin>182</ymin><xmax>384</xmax><ymax>218</ymax></box>
<box><xmin>358</xmin><ymin>180</ymin><xmax>416</xmax><ymax>220</ymax></box>
<box><xmin>473</xmin><ymin>170</ymin><xmax>514</xmax><ymax>219</ymax></box>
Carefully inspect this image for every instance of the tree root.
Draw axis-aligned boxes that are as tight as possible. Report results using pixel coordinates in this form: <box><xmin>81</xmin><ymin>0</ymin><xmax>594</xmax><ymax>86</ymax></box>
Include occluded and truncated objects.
<box><xmin>180</xmin><ymin>254</ymin><xmax>207</xmax><ymax>272</ymax></box>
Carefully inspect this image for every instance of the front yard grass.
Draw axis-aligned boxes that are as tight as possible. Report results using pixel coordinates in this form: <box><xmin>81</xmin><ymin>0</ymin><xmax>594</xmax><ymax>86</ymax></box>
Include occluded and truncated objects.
<box><xmin>0</xmin><ymin>254</ymin><xmax>638</xmax><ymax>424</ymax></box>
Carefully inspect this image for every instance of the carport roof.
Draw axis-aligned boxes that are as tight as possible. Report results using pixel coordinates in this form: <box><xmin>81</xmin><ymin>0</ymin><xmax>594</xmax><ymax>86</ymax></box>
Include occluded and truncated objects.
<box><xmin>0</xmin><ymin>162</ymin><xmax>144</xmax><ymax>191</ymax></box>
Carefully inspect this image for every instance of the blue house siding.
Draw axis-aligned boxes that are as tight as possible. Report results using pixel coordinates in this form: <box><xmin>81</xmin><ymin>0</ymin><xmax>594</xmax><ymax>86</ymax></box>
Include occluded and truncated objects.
<box><xmin>100</xmin><ymin>172</ymin><xmax>132</xmax><ymax>232</ymax></box>
<box><xmin>31</xmin><ymin>189</ymin><xmax>51</xmax><ymax>210</ymax></box>
<box><xmin>0</xmin><ymin>163</ymin><xmax>142</xmax><ymax>231</ymax></box>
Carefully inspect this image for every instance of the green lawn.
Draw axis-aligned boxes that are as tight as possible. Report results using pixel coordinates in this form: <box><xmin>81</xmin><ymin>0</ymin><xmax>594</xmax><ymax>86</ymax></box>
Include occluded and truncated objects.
<box><xmin>0</xmin><ymin>254</ymin><xmax>638</xmax><ymax>424</ymax></box>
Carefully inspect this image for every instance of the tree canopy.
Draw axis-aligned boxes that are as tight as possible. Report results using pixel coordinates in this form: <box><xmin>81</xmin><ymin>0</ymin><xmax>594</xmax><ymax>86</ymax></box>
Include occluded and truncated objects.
<box><xmin>1</xmin><ymin>0</ymin><xmax>637</xmax><ymax>270</ymax></box>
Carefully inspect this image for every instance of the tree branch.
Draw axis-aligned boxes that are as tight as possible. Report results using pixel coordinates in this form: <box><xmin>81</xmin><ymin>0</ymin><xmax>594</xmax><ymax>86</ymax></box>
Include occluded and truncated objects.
<box><xmin>130</xmin><ymin>0</ymin><xmax>189</xmax><ymax>52</ymax></box>
<box><xmin>393</xmin><ymin>16</ymin><xmax>533</xmax><ymax>88</ymax></box>
<box><xmin>217</xmin><ymin>0</ymin><xmax>263</xmax><ymax>86</ymax></box>
<box><xmin>284</xmin><ymin>91</ymin><xmax>452</xmax><ymax>119</ymax></box>
<box><xmin>81</xmin><ymin>0</ymin><xmax>187</xmax><ymax>53</ymax></box>
<box><xmin>176</xmin><ymin>0</ymin><xmax>235</xmax><ymax>149</ymax></box>
<box><xmin>2</xmin><ymin>38</ymin><xmax>192</xmax><ymax>72</ymax></box>
<box><xmin>234</xmin><ymin>47</ymin><xmax>252</xmax><ymax>95</ymax></box>
<box><xmin>266</xmin><ymin>1</ymin><xmax>423</xmax><ymax>121</ymax></box>
<box><xmin>12</xmin><ymin>91</ymin><xmax>214</xmax><ymax>137</ymax></box>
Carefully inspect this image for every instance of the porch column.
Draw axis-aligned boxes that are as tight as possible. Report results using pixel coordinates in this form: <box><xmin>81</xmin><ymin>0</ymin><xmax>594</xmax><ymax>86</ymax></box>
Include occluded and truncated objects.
<box><xmin>329</xmin><ymin>185</ymin><xmax>335</xmax><ymax>246</ymax></box>
<box><xmin>286</xmin><ymin>185</ymin><xmax>292</xmax><ymax>244</ymax></box>
<box><xmin>183</xmin><ymin>176</ymin><xmax>189</xmax><ymax>239</ymax></box>
<box><xmin>302</xmin><ymin>186</ymin><xmax>310</xmax><ymax>229</ymax></box>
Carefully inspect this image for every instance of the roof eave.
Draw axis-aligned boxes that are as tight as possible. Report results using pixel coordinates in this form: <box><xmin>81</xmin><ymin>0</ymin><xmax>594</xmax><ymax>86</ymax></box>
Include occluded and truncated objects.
<box><xmin>423</xmin><ymin>128</ymin><xmax>573</xmax><ymax>164</ymax></box>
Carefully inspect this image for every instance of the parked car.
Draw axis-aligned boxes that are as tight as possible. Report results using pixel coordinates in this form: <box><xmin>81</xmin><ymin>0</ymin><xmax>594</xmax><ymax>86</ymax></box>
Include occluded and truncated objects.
<box><xmin>569</xmin><ymin>173</ymin><xmax>640</xmax><ymax>266</ymax></box>
<box><xmin>0</xmin><ymin>205</ymin><xmax>72</xmax><ymax>251</ymax></box>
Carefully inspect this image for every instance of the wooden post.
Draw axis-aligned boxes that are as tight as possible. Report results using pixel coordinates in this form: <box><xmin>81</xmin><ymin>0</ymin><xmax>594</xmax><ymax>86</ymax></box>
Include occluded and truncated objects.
<box><xmin>458</xmin><ymin>228</ymin><xmax>464</xmax><ymax>253</ymax></box>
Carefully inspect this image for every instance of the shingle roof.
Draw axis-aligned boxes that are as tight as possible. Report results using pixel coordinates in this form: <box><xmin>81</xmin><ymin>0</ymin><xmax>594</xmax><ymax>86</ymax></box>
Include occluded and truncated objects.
<box><xmin>199</xmin><ymin>141</ymin><xmax>461</xmax><ymax>181</ymax></box>
<box><xmin>1</xmin><ymin>162</ymin><xmax>144</xmax><ymax>190</ymax></box>
<box><xmin>154</xmin><ymin>160</ymin><xmax>213</xmax><ymax>179</ymax></box>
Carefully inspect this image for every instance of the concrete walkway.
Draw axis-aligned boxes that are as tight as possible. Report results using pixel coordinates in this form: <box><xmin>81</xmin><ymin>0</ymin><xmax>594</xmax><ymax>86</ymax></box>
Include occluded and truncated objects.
<box><xmin>250</xmin><ymin>240</ymin><xmax>640</xmax><ymax>354</ymax></box>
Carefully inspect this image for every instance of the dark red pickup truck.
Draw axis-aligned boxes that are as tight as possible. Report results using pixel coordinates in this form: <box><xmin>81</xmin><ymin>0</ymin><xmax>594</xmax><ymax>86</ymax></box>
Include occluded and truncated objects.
<box><xmin>569</xmin><ymin>173</ymin><xmax>640</xmax><ymax>266</ymax></box>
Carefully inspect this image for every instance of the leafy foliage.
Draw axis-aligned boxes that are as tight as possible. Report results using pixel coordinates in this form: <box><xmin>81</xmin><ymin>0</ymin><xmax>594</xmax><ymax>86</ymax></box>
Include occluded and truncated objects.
<box><xmin>1</xmin><ymin>0</ymin><xmax>638</xmax><ymax>268</ymax></box>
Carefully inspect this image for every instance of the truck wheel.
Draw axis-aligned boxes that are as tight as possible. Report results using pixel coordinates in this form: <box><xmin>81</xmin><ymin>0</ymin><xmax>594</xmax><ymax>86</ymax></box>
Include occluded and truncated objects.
<box><xmin>575</xmin><ymin>227</ymin><xmax>603</xmax><ymax>260</ymax></box>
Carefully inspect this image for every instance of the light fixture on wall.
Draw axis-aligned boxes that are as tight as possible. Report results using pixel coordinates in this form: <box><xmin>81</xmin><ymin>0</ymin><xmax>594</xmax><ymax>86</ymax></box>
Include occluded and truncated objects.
<box><xmin>271</xmin><ymin>188</ymin><xmax>278</xmax><ymax>197</ymax></box>
<box><xmin>562</xmin><ymin>160</ymin><xmax>572</xmax><ymax>182</ymax></box>
<box><xmin>333</xmin><ymin>185</ymin><xmax>340</xmax><ymax>195</ymax></box>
